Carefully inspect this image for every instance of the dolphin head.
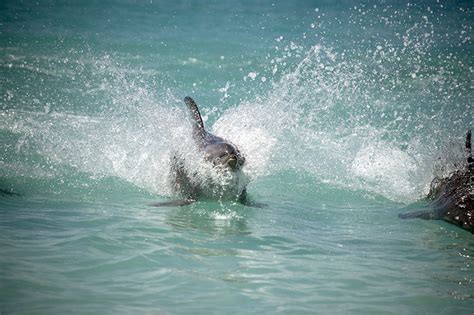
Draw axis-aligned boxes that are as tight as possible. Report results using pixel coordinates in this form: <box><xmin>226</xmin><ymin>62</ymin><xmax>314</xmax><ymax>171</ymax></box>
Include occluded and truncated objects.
<box><xmin>204</xmin><ymin>141</ymin><xmax>245</xmax><ymax>171</ymax></box>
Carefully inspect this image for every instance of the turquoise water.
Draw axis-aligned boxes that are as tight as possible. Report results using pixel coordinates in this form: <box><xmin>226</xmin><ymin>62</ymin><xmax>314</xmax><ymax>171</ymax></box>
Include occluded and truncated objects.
<box><xmin>1</xmin><ymin>1</ymin><xmax>473</xmax><ymax>314</ymax></box>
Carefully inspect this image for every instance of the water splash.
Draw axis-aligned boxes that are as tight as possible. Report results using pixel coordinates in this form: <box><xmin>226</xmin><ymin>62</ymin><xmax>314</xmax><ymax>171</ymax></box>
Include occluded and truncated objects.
<box><xmin>214</xmin><ymin>3</ymin><xmax>472</xmax><ymax>203</ymax></box>
<box><xmin>1</xmin><ymin>3</ymin><xmax>472</xmax><ymax>203</ymax></box>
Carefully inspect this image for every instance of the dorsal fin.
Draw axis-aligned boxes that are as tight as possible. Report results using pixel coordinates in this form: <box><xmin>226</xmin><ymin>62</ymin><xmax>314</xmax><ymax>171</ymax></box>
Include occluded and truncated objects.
<box><xmin>184</xmin><ymin>96</ymin><xmax>206</xmax><ymax>140</ymax></box>
<box><xmin>466</xmin><ymin>130</ymin><xmax>473</xmax><ymax>169</ymax></box>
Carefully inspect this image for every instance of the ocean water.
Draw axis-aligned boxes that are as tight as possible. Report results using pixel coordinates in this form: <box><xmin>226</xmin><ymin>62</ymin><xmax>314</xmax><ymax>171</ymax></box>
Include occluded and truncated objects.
<box><xmin>1</xmin><ymin>0</ymin><xmax>473</xmax><ymax>314</ymax></box>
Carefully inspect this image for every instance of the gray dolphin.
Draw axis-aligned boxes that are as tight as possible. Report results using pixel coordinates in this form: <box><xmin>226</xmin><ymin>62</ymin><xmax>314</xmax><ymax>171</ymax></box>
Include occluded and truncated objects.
<box><xmin>183</xmin><ymin>96</ymin><xmax>246</xmax><ymax>172</ymax></box>
<box><xmin>152</xmin><ymin>97</ymin><xmax>249</xmax><ymax>207</ymax></box>
<box><xmin>399</xmin><ymin>130</ymin><xmax>473</xmax><ymax>233</ymax></box>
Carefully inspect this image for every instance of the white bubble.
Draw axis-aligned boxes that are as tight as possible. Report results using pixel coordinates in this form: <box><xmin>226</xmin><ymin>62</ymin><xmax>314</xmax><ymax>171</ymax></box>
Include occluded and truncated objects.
<box><xmin>247</xmin><ymin>72</ymin><xmax>257</xmax><ymax>80</ymax></box>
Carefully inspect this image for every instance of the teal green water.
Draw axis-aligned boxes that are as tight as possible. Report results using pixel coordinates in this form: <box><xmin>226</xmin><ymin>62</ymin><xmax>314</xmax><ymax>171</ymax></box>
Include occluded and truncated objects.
<box><xmin>1</xmin><ymin>1</ymin><xmax>473</xmax><ymax>314</ymax></box>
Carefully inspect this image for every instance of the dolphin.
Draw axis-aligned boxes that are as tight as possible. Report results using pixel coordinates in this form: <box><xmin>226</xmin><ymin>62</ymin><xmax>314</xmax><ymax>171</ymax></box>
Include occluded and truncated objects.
<box><xmin>399</xmin><ymin>130</ymin><xmax>473</xmax><ymax>233</ymax></box>
<box><xmin>151</xmin><ymin>97</ymin><xmax>249</xmax><ymax>207</ymax></box>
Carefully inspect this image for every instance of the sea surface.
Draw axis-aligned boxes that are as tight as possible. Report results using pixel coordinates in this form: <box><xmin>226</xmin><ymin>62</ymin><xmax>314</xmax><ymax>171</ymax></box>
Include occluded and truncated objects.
<box><xmin>1</xmin><ymin>1</ymin><xmax>473</xmax><ymax>314</ymax></box>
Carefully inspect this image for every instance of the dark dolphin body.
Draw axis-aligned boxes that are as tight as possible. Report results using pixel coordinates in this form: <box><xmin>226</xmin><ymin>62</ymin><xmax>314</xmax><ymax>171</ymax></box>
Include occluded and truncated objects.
<box><xmin>152</xmin><ymin>97</ymin><xmax>248</xmax><ymax>207</ymax></box>
<box><xmin>399</xmin><ymin>130</ymin><xmax>474</xmax><ymax>233</ymax></box>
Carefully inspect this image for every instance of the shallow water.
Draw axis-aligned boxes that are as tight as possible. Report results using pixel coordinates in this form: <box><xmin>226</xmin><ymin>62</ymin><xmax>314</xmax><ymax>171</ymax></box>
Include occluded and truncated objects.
<box><xmin>1</xmin><ymin>1</ymin><xmax>473</xmax><ymax>314</ymax></box>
